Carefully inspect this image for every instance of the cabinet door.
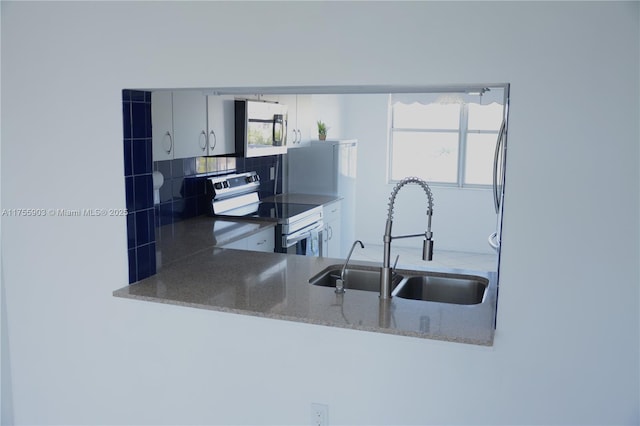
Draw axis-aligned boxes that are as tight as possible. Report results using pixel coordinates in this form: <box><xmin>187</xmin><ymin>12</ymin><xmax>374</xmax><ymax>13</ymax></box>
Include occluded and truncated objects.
<box><xmin>327</xmin><ymin>218</ymin><xmax>342</xmax><ymax>258</ymax></box>
<box><xmin>295</xmin><ymin>94</ymin><xmax>313</xmax><ymax>146</ymax></box>
<box><xmin>172</xmin><ymin>90</ymin><xmax>208</xmax><ymax>159</ymax></box>
<box><xmin>207</xmin><ymin>95</ymin><xmax>235</xmax><ymax>156</ymax></box>
<box><xmin>152</xmin><ymin>91</ymin><xmax>174</xmax><ymax>161</ymax></box>
<box><xmin>323</xmin><ymin>201</ymin><xmax>342</xmax><ymax>257</ymax></box>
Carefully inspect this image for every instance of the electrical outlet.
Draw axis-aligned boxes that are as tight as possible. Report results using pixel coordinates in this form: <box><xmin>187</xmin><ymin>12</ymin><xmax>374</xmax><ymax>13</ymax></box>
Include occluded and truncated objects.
<box><xmin>270</xmin><ymin>166</ymin><xmax>275</xmax><ymax>180</ymax></box>
<box><xmin>310</xmin><ymin>402</ymin><xmax>329</xmax><ymax>426</ymax></box>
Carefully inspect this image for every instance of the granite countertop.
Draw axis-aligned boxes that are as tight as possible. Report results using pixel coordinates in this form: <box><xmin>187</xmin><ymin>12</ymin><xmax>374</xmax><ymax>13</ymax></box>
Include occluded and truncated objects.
<box><xmin>115</xmin><ymin>243</ymin><xmax>496</xmax><ymax>345</ymax></box>
<box><xmin>154</xmin><ymin>216</ymin><xmax>275</xmax><ymax>270</ymax></box>
<box><xmin>115</xmin><ymin>204</ymin><xmax>496</xmax><ymax>346</ymax></box>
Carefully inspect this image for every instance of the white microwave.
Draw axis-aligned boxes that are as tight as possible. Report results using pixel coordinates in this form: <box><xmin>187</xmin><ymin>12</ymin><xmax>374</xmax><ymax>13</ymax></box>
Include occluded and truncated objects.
<box><xmin>235</xmin><ymin>100</ymin><xmax>288</xmax><ymax>158</ymax></box>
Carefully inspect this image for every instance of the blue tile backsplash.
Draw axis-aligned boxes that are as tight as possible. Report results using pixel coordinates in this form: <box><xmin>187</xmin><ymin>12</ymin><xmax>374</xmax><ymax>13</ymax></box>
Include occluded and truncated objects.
<box><xmin>123</xmin><ymin>89</ymin><xmax>284</xmax><ymax>284</ymax></box>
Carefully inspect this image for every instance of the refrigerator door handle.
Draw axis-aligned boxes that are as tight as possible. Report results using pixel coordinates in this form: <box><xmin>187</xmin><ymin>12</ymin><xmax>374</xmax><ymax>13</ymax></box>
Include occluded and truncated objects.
<box><xmin>493</xmin><ymin>120</ymin><xmax>506</xmax><ymax>214</ymax></box>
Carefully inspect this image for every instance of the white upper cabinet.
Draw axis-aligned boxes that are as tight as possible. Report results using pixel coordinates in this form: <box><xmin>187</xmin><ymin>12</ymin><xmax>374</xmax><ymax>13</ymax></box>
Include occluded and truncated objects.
<box><xmin>281</xmin><ymin>94</ymin><xmax>314</xmax><ymax>148</ymax></box>
<box><xmin>206</xmin><ymin>95</ymin><xmax>235</xmax><ymax>156</ymax></box>
<box><xmin>152</xmin><ymin>90</ymin><xmax>236</xmax><ymax>161</ymax></box>
<box><xmin>172</xmin><ymin>90</ymin><xmax>209</xmax><ymax>159</ymax></box>
<box><xmin>151</xmin><ymin>91</ymin><xmax>175</xmax><ymax>162</ymax></box>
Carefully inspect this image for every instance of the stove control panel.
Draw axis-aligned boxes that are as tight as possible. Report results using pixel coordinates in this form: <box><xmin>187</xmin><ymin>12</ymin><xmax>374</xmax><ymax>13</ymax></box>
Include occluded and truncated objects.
<box><xmin>245</xmin><ymin>174</ymin><xmax>260</xmax><ymax>183</ymax></box>
<box><xmin>208</xmin><ymin>171</ymin><xmax>261</xmax><ymax>200</ymax></box>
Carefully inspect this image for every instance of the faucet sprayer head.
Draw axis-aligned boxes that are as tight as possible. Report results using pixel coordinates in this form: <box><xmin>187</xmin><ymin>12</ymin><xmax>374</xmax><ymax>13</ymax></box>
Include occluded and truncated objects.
<box><xmin>423</xmin><ymin>238</ymin><xmax>434</xmax><ymax>261</ymax></box>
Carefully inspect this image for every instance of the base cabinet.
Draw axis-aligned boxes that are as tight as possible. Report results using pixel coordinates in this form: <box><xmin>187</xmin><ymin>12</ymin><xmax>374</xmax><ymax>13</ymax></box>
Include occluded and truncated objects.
<box><xmin>323</xmin><ymin>201</ymin><xmax>342</xmax><ymax>258</ymax></box>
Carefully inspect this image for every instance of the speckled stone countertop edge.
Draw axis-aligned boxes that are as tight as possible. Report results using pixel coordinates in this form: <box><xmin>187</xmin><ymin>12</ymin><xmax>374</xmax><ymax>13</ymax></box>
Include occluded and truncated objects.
<box><xmin>114</xmin><ymin>290</ymin><xmax>494</xmax><ymax>346</ymax></box>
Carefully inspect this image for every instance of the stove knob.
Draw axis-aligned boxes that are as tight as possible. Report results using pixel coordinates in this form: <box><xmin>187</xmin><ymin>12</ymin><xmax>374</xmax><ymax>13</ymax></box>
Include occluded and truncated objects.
<box><xmin>214</xmin><ymin>182</ymin><xmax>223</xmax><ymax>190</ymax></box>
<box><xmin>223</xmin><ymin>181</ymin><xmax>230</xmax><ymax>188</ymax></box>
<box><xmin>254</xmin><ymin>174</ymin><xmax>260</xmax><ymax>181</ymax></box>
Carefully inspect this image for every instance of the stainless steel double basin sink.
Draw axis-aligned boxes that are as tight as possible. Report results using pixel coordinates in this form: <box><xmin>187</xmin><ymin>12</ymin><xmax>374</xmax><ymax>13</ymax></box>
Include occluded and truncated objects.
<box><xmin>309</xmin><ymin>265</ymin><xmax>488</xmax><ymax>305</ymax></box>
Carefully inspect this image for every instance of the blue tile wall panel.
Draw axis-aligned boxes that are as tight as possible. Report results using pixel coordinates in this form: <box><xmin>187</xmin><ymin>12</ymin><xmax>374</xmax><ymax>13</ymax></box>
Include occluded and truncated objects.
<box><xmin>123</xmin><ymin>103</ymin><xmax>132</xmax><ymax>139</ymax></box>
<box><xmin>132</xmin><ymin>138</ymin><xmax>152</xmax><ymax>175</ymax></box>
<box><xmin>123</xmin><ymin>139</ymin><xmax>133</xmax><ymax>177</ymax></box>
<box><xmin>126</xmin><ymin>213</ymin><xmax>136</xmax><ymax>249</ymax></box>
<box><xmin>136</xmin><ymin>242</ymin><xmax>156</xmax><ymax>281</ymax></box>
<box><xmin>125</xmin><ymin>176</ymin><xmax>134</xmax><ymax>212</ymax></box>
<box><xmin>123</xmin><ymin>89</ymin><xmax>156</xmax><ymax>284</ymax></box>
<box><xmin>128</xmin><ymin>249</ymin><xmax>137</xmax><ymax>283</ymax></box>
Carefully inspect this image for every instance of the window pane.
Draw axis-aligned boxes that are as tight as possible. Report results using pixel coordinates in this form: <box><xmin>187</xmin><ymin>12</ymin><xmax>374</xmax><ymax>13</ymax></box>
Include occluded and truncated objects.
<box><xmin>393</xmin><ymin>103</ymin><xmax>460</xmax><ymax>129</ymax></box>
<box><xmin>467</xmin><ymin>102</ymin><xmax>503</xmax><ymax>131</ymax></box>
<box><xmin>465</xmin><ymin>133</ymin><xmax>498</xmax><ymax>185</ymax></box>
<box><xmin>391</xmin><ymin>131</ymin><xmax>458</xmax><ymax>183</ymax></box>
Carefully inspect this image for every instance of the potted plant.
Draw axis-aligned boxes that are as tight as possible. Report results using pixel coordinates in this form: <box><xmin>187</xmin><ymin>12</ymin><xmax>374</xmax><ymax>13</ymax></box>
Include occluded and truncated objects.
<box><xmin>317</xmin><ymin>120</ymin><xmax>328</xmax><ymax>141</ymax></box>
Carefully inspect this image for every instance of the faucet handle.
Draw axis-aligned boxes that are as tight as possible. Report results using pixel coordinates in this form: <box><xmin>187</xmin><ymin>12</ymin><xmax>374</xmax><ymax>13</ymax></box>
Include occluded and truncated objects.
<box><xmin>391</xmin><ymin>255</ymin><xmax>401</xmax><ymax>281</ymax></box>
<box><xmin>392</xmin><ymin>254</ymin><xmax>400</xmax><ymax>271</ymax></box>
<box><xmin>335</xmin><ymin>278</ymin><xmax>345</xmax><ymax>294</ymax></box>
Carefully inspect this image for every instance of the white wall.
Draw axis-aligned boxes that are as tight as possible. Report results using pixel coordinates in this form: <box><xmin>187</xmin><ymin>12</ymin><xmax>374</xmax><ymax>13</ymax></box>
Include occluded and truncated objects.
<box><xmin>1</xmin><ymin>2</ymin><xmax>638</xmax><ymax>425</ymax></box>
<box><xmin>311</xmin><ymin>95</ymin><xmax>346</xmax><ymax>139</ymax></box>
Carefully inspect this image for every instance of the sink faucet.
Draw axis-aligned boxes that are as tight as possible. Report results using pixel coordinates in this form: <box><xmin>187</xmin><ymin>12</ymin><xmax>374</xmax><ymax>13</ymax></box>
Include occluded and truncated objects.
<box><xmin>335</xmin><ymin>240</ymin><xmax>365</xmax><ymax>294</ymax></box>
<box><xmin>380</xmin><ymin>177</ymin><xmax>434</xmax><ymax>299</ymax></box>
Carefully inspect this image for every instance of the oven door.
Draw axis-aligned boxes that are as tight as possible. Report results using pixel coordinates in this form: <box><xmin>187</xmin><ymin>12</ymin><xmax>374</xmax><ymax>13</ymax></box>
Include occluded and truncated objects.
<box><xmin>280</xmin><ymin>221</ymin><xmax>326</xmax><ymax>256</ymax></box>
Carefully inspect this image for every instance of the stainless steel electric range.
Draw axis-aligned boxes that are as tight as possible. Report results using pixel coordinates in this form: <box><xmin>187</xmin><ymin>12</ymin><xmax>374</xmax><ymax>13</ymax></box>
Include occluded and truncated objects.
<box><xmin>207</xmin><ymin>171</ymin><xmax>325</xmax><ymax>256</ymax></box>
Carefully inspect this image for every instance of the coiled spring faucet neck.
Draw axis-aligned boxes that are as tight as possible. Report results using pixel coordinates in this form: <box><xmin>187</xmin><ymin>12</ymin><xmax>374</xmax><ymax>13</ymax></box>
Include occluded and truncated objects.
<box><xmin>386</xmin><ymin>177</ymin><xmax>434</xmax><ymax>221</ymax></box>
<box><xmin>381</xmin><ymin>177</ymin><xmax>435</xmax><ymax>299</ymax></box>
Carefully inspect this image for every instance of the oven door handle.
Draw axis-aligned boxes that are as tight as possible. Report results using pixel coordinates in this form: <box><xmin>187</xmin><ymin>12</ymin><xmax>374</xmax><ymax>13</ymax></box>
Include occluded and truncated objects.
<box><xmin>285</xmin><ymin>221</ymin><xmax>324</xmax><ymax>247</ymax></box>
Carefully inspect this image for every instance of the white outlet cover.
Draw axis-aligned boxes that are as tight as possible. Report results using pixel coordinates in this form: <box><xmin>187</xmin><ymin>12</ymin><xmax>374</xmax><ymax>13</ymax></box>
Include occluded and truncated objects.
<box><xmin>310</xmin><ymin>402</ymin><xmax>329</xmax><ymax>426</ymax></box>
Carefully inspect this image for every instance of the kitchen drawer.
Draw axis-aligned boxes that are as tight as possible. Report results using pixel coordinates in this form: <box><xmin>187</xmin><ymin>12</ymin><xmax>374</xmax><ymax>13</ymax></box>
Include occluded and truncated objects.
<box><xmin>246</xmin><ymin>228</ymin><xmax>275</xmax><ymax>253</ymax></box>
<box><xmin>323</xmin><ymin>200</ymin><xmax>341</xmax><ymax>223</ymax></box>
<box><xmin>220</xmin><ymin>238</ymin><xmax>247</xmax><ymax>250</ymax></box>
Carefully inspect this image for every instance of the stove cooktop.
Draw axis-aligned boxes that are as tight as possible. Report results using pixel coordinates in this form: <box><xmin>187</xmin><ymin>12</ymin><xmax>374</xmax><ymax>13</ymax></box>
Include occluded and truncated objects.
<box><xmin>218</xmin><ymin>201</ymin><xmax>321</xmax><ymax>223</ymax></box>
<box><xmin>254</xmin><ymin>202</ymin><xmax>319</xmax><ymax>221</ymax></box>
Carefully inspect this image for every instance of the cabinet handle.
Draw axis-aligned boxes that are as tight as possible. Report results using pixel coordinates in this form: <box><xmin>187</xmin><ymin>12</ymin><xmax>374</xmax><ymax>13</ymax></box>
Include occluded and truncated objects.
<box><xmin>164</xmin><ymin>131</ymin><xmax>173</xmax><ymax>154</ymax></box>
<box><xmin>328</xmin><ymin>225</ymin><xmax>333</xmax><ymax>240</ymax></box>
<box><xmin>199</xmin><ymin>130</ymin><xmax>207</xmax><ymax>151</ymax></box>
<box><xmin>209</xmin><ymin>130</ymin><xmax>217</xmax><ymax>151</ymax></box>
<box><xmin>256</xmin><ymin>239</ymin><xmax>266</xmax><ymax>245</ymax></box>
<box><xmin>296</xmin><ymin>129</ymin><xmax>301</xmax><ymax>144</ymax></box>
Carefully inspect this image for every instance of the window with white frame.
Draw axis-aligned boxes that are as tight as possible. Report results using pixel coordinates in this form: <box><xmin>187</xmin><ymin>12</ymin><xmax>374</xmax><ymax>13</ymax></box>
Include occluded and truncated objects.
<box><xmin>389</xmin><ymin>90</ymin><xmax>505</xmax><ymax>187</ymax></box>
